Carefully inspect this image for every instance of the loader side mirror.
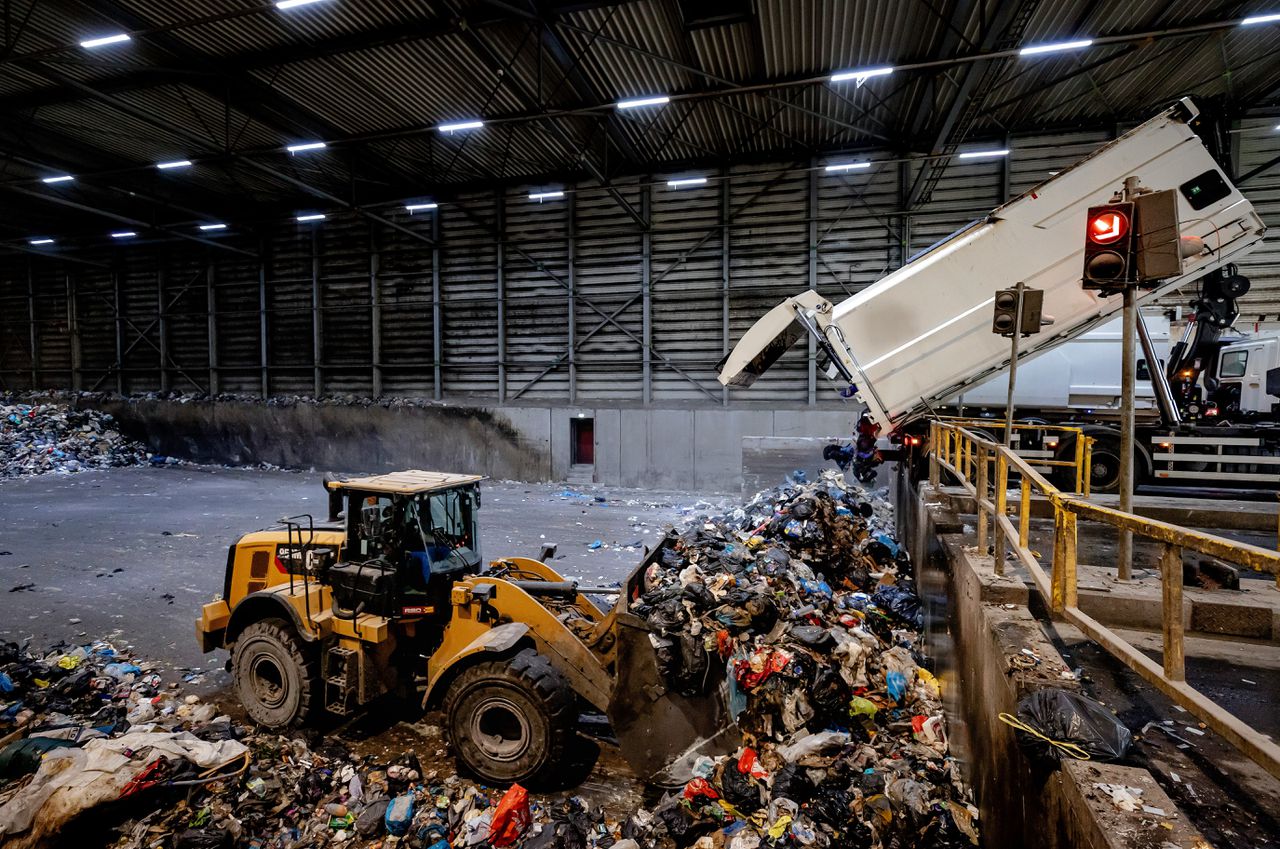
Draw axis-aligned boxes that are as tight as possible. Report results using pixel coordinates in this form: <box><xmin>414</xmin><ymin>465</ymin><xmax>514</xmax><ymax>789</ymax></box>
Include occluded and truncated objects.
<box><xmin>323</xmin><ymin>474</ymin><xmax>345</xmax><ymax>523</ymax></box>
<box><xmin>539</xmin><ymin>543</ymin><xmax>558</xmax><ymax>562</ymax></box>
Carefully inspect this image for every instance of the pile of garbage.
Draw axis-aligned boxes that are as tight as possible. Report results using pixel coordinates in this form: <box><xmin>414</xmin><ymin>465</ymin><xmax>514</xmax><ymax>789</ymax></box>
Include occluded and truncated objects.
<box><xmin>0</xmin><ymin>471</ymin><xmax>976</xmax><ymax>849</ymax></box>
<box><xmin>1</xmin><ymin>400</ymin><xmax>150</xmax><ymax>479</ymax></box>
<box><xmin>620</xmin><ymin>469</ymin><xmax>977</xmax><ymax>848</ymax></box>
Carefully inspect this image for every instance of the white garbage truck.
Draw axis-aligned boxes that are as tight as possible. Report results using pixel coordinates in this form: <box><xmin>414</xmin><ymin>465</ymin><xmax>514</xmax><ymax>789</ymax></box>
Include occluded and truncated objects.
<box><xmin>718</xmin><ymin>98</ymin><xmax>1273</xmax><ymax>491</ymax></box>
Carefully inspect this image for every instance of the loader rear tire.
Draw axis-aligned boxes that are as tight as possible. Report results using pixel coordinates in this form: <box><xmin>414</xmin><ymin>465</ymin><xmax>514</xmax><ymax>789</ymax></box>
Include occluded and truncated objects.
<box><xmin>232</xmin><ymin>618</ymin><xmax>318</xmax><ymax>729</ymax></box>
<box><xmin>444</xmin><ymin>648</ymin><xmax>575</xmax><ymax>787</ymax></box>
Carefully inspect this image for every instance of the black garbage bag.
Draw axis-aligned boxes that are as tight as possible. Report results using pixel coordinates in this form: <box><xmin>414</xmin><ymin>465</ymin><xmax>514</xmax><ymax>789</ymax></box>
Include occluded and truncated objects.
<box><xmin>718</xmin><ymin>761</ymin><xmax>761</xmax><ymax>812</ymax></box>
<box><xmin>871</xmin><ymin>585</ymin><xmax>923</xmax><ymax>629</ymax></box>
<box><xmin>808</xmin><ymin>665</ymin><xmax>852</xmax><ymax>725</ymax></box>
<box><xmin>804</xmin><ymin>780</ymin><xmax>854</xmax><ymax>828</ymax></box>
<box><xmin>174</xmin><ymin>829</ymin><xmax>233</xmax><ymax>849</ymax></box>
<box><xmin>1012</xmin><ymin>688</ymin><xmax>1132</xmax><ymax>764</ymax></box>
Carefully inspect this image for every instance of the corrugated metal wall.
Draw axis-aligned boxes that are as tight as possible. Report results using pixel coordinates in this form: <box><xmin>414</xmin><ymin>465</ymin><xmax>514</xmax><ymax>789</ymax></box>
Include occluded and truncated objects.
<box><xmin>4</xmin><ymin>126</ymin><xmax>1280</xmax><ymax>403</ymax></box>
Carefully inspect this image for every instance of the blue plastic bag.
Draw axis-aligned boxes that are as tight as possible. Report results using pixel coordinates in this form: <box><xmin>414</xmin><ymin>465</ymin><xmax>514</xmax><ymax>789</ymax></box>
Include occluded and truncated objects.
<box><xmin>886</xmin><ymin>670</ymin><xmax>907</xmax><ymax>702</ymax></box>
<box><xmin>385</xmin><ymin>792</ymin><xmax>415</xmax><ymax>836</ymax></box>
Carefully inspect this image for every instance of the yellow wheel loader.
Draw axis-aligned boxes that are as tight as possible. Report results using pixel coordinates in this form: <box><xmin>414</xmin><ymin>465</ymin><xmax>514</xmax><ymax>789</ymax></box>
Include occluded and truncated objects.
<box><xmin>196</xmin><ymin>470</ymin><xmax>736</xmax><ymax>787</ymax></box>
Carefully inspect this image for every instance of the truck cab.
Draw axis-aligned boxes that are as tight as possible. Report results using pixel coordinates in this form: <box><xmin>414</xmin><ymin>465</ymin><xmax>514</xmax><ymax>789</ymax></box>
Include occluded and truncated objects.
<box><xmin>1212</xmin><ymin>335</ymin><xmax>1280</xmax><ymax>418</ymax></box>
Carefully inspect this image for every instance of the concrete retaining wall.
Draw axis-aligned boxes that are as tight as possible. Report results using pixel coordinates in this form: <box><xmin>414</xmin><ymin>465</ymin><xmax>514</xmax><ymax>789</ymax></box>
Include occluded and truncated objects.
<box><xmin>77</xmin><ymin>397</ymin><xmax>854</xmax><ymax>491</ymax></box>
<box><xmin>899</xmin><ymin>468</ymin><xmax>1209</xmax><ymax>849</ymax></box>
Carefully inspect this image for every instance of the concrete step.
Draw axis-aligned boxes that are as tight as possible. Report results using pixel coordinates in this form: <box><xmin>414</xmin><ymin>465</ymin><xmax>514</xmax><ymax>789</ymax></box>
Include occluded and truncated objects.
<box><xmin>565</xmin><ymin>464</ymin><xmax>594</xmax><ymax>485</ymax></box>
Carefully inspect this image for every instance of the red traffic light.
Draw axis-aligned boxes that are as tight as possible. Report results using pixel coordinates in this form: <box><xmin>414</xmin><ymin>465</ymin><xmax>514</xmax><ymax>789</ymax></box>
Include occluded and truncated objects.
<box><xmin>1088</xmin><ymin>209</ymin><xmax>1130</xmax><ymax>245</ymax></box>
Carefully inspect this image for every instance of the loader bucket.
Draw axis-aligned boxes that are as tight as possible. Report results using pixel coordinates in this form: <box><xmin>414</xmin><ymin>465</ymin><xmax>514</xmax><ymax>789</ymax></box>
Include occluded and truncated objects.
<box><xmin>607</xmin><ymin>613</ymin><xmax>742</xmax><ymax>786</ymax></box>
<box><xmin>604</xmin><ymin>538</ymin><xmax>741</xmax><ymax>787</ymax></box>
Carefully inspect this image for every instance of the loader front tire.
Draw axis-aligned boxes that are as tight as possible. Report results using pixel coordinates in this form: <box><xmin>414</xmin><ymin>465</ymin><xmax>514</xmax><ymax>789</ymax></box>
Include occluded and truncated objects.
<box><xmin>232</xmin><ymin>618</ymin><xmax>318</xmax><ymax>729</ymax></box>
<box><xmin>444</xmin><ymin>648</ymin><xmax>575</xmax><ymax>787</ymax></box>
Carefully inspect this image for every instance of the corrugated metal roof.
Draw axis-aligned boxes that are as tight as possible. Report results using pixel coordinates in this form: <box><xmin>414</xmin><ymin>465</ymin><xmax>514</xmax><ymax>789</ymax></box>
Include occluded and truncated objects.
<box><xmin>1</xmin><ymin>0</ymin><xmax>1279</xmax><ymax>236</ymax></box>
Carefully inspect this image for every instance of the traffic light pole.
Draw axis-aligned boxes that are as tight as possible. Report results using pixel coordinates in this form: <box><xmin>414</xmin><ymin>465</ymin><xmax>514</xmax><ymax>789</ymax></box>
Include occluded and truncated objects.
<box><xmin>1004</xmin><ymin>283</ymin><xmax>1025</xmax><ymax>449</ymax></box>
<box><xmin>1118</xmin><ymin>282</ymin><xmax>1137</xmax><ymax>581</ymax></box>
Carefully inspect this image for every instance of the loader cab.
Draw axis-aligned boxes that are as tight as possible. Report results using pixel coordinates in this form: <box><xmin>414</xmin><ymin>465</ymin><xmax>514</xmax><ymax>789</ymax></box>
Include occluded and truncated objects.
<box><xmin>340</xmin><ymin>480</ymin><xmax>483</xmax><ymax>586</ymax></box>
<box><xmin>324</xmin><ymin>472</ymin><xmax>486</xmax><ymax>620</ymax></box>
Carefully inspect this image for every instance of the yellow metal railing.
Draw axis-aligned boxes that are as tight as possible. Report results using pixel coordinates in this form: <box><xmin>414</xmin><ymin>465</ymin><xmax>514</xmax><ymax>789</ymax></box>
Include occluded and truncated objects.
<box><xmin>928</xmin><ymin>420</ymin><xmax>1280</xmax><ymax>781</ymax></box>
<box><xmin>931</xmin><ymin>417</ymin><xmax>1094</xmax><ymax>496</ymax></box>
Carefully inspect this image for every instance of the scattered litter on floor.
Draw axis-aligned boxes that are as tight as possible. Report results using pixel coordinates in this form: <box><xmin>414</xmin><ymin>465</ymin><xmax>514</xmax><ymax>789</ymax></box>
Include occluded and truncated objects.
<box><xmin>1</xmin><ymin>399</ymin><xmax>150</xmax><ymax>479</ymax></box>
<box><xmin>1095</xmin><ymin>782</ymin><xmax>1144</xmax><ymax>812</ymax></box>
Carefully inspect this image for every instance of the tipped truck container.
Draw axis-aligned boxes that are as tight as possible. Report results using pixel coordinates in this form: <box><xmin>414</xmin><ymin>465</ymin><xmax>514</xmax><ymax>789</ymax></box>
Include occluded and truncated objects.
<box><xmin>717</xmin><ymin>99</ymin><xmax>1265</xmax><ymax>428</ymax></box>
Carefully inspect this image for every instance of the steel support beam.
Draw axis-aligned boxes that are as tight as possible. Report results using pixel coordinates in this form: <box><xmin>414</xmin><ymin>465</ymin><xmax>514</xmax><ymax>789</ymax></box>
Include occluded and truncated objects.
<box><xmin>112</xmin><ymin>269</ymin><xmax>124</xmax><ymax>395</ymax></box>
<box><xmin>432</xmin><ymin>214</ymin><xmax>443</xmax><ymax>401</ymax></box>
<box><xmin>567</xmin><ymin>190</ymin><xmax>577</xmax><ymax>404</ymax></box>
<box><xmin>532</xmin><ymin>13</ymin><xmax>646</xmax><ymax>171</ymax></box>
<box><xmin>206</xmin><ymin>261</ymin><xmax>218</xmax><ymax>395</ymax></box>
<box><xmin>496</xmin><ymin>189</ymin><xmax>507</xmax><ymax>402</ymax></box>
<box><xmin>807</xmin><ymin>160</ymin><xmax>818</xmax><ymax>405</ymax></box>
<box><xmin>26</xmin><ymin>261</ymin><xmax>38</xmax><ymax>388</ymax></box>
<box><xmin>20</xmin><ymin>64</ymin><xmax>435</xmax><ymax>248</ymax></box>
<box><xmin>906</xmin><ymin>0</ymin><xmax>1032</xmax><ymax>208</ymax></box>
<box><xmin>370</xmin><ymin>227</ymin><xmax>382</xmax><ymax>398</ymax></box>
<box><xmin>4</xmin><ymin>184</ymin><xmax>253</xmax><ymax>258</ymax></box>
<box><xmin>258</xmin><ymin>252</ymin><xmax>269</xmax><ymax>398</ymax></box>
<box><xmin>721</xmin><ymin>173</ymin><xmax>731</xmax><ymax>407</ymax></box>
<box><xmin>67</xmin><ymin>273</ymin><xmax>81</xmax><ymax>391</ymax></box>
<box><xmin>641</xmin><ymin>180</ymin><xmax>652</xmax><ymax>404</ymax></box>
<box><xmin>450</xmin><ymin>8</ymin><xmax>648</xmax><ymax>229</ymax></box>
<box><xmin>157</xmin><ymin>263</ymin><xmax>169</xmax><ymax>393</ymax></box>
<box><xmin>311</xmin><ymin>229</ymin><xmax>322</xmax><ymax>398</ymax></box>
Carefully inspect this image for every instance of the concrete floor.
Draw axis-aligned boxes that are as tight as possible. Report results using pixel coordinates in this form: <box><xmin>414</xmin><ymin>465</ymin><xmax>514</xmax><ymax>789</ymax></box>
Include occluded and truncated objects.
<box><xmin>0</xmin><ymin>466</ymin><xmax>717</xmax><ymax>678</ymax></box>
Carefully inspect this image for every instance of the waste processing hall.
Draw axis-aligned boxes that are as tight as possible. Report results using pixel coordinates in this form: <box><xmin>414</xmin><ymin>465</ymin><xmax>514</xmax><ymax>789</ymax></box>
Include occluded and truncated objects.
<box><xmin>1</xmin><ymin>2</ymin><xmax>1280</xmax><ymax>848</ymax></box>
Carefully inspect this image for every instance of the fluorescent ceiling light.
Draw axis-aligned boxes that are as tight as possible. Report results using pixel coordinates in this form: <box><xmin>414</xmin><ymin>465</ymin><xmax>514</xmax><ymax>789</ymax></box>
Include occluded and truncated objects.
<box><xmin>1242</xmin><ymin>12</ymin><xmax>1280</xmax><ymax>24</ymax></box>
<box><xmin>110</xmin><ymin>231</ymin><xmax>137</xmax><ymax>239</ymax></box>
<box><xmin>156</xmin><ymin>159</ymin><xmax>192</xmax><ymax>170</ymax></box>
<box><xmin>958</xmin><ymin>148</ymin><xmax>1010</xmax><ymax>160</ymax></box>
<box><xmin>198</xmin><ymin>223</ymin><xmax>227</xmax><ymax>231</ymax></box>
<box><xmin>28</xmin><ymin>238</ymin><xmax>54</xmax><ymax>246</ymax></box>
<box><xmin>438</xmin><ymin>120</ymin><xmax>484</xmax><ymax>134</ymax></box>
<box><xmin>286</xmin><ymin>141</ymin><xmax>327</xmax><ymax>153</ymax></box>
<box><xmin>830</xmin><ymin>66</ymin><xmax>893</xmax><ymax>84</ymax></box>
<box><xmin>667</xmin><ymin>176</ymin><xmax>707</xmax><ymax>188</ymax></box>
<box><xmin>1019</xmin><ymin>38</ymin><xmax>1093</xmax><ymax>56</ymax></box>
<box><xmin>405</xmin><ymin>203</ymin><xmax>438</xmax><ymax>213</ymax></box>
<box><xmin>617</xmin><ymin>95</ymin><xmax>670</xmax><ymax>109</ymax></box>
<box><xmin>825</xmin><ymin>161</ymin><xmax>871</xmax><ymax>172</ymax></box>
<box><xmin>41</xmin><ymin>175</ymin><xmax>74</xmax><ymax>184</ymax></box>
<box><xmin>80</xmin><ymin>33</ymin><xmax>130</xmax><ymax>49</ymax></box>
<box><xmin>528</xmin><ymin>190</ymin><xmax>565</xmax><ymax>202</ymax></box>
<box><xmin>276</xmin><ymin>0</ymin><xmax>327</xmax><ymax>8</ymax></box>
<box><xmin>296</xmin><ymin>213</ymin><xmax>326</xmax><ymax>222</ymax></box>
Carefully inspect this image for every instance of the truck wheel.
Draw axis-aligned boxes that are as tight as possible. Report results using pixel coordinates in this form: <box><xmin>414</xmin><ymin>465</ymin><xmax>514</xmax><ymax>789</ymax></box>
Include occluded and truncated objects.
<box><xmin>1087</xmin><ymin>441</ymin><xmax>1123</xmax><ymax>493</ymax></box>
<box><xmin>232</xmin><ymin>619</ymin><xmax>318</xmax><ymax>728</ymax></box>
<box><xmin>444</xmin><ymin>648</ymin><xmax>575</xmax><ymax>787</ymax></box>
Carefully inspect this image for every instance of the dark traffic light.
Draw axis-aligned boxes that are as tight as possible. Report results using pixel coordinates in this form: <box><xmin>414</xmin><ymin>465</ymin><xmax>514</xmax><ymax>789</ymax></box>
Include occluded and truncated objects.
<box><xmin>1082</xmin><ymin>202</ymin><xmax>1135</xmax><ymax>291</ymax></box>
<box><xmin>991</xmin><ymin>287</ymin><xmax>1044</xmax><ymax>337</ymax></box>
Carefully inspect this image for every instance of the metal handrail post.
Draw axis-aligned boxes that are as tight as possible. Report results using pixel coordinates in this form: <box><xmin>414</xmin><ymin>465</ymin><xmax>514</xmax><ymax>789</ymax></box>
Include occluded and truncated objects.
<box><xmin>976</xmin><ymin>444</ymin><xmax>989</xmax><ymax>553</ymax></box>
<box><xmin>1019</xmin><ymin>476</ymin><xmax>1031</xmax><ymax>549</ymax></box>
<box><xmin>994</xmin><ymin>451</ymin><xmax>1008</xmax><ymax>575</ymax></box>
<box><xmin>1160</xmin><ymin>542</ymin><xmax>1185</xmax><ymax>681</ymax></box>
<box><xmin>929</xmin><ymin>421</ymin><xmax>941</xmax><ymax>488</ymax></box>
<box><xmin>1074</xmin><ymin>434</ymin><xmax>1084</xmax><ymax>494</ymax></box>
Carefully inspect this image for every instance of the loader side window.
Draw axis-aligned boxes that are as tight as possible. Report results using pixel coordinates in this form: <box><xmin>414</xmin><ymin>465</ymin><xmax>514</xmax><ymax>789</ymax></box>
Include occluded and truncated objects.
<box><xmin>1220</xmin><ymin>350</ymin><xmax>1248</xmax><ymax>379</ymax></box>
<box><xmin>429</xmin><ymin>490</ymin><xmax>469</xmax><ymax>540</ymax></box>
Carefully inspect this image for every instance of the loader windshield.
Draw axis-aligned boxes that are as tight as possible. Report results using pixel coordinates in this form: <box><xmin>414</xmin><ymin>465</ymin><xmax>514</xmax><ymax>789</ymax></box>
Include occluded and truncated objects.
<box><xmin>407</xmin><ymin>486</ymin><xmax>481</xmax><ymax>571</ymax></box>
